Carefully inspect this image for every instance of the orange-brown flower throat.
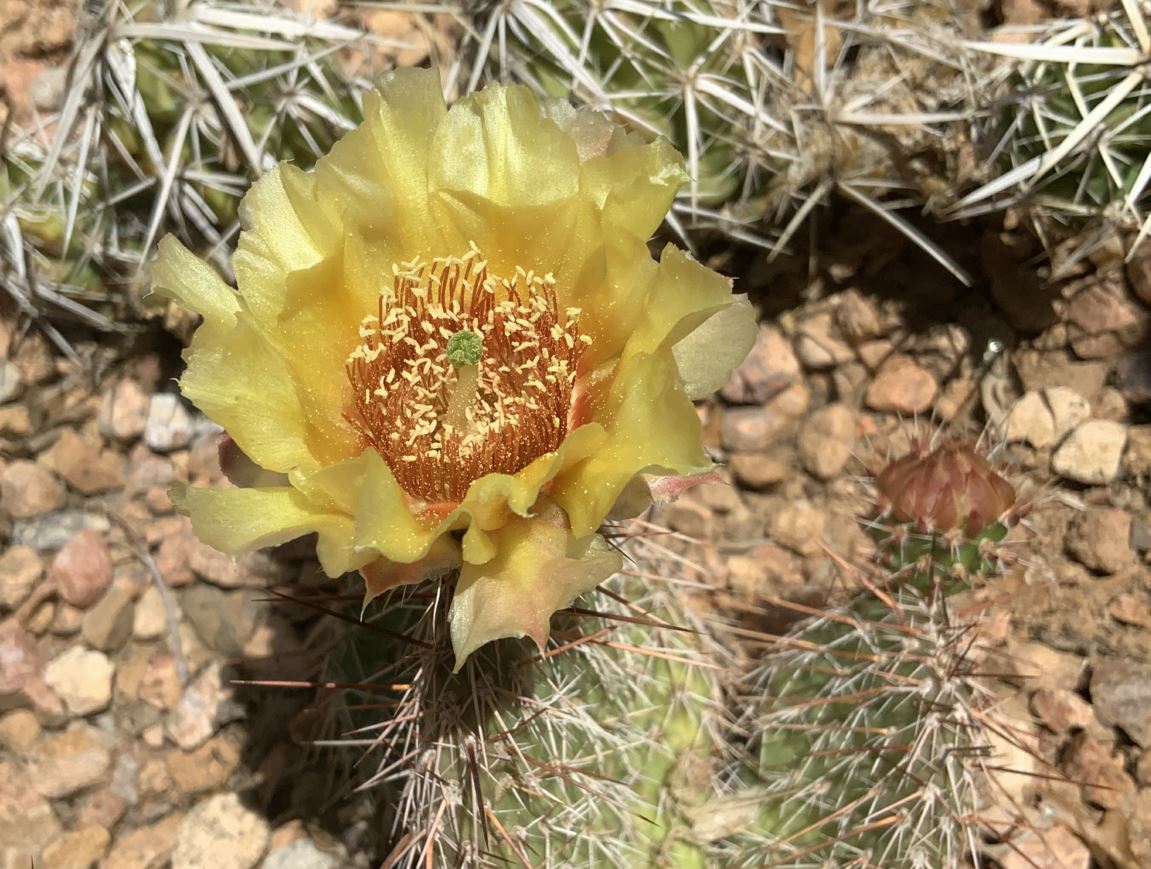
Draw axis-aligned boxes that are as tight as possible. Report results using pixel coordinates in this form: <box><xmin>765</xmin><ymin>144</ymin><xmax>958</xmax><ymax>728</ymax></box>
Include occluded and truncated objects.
<box><xmin>346</xmin><ymin>246</ymin><xmax>590</xmax><ymax>504</ymax></box>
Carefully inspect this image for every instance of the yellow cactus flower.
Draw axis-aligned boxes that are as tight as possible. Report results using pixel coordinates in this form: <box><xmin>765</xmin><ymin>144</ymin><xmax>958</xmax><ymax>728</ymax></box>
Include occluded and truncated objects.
<box><xmin>153</xmin><ymin>68</ymin><xmax>755</xmax><ymax>668</ymax></box>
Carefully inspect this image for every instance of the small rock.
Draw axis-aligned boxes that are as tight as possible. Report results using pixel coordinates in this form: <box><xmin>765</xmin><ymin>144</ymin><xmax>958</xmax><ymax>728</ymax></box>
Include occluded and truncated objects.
<box><xmin>101</xmin><ymin>812</ymin><xmax>184</xmax><ymax>869</ymax></box>
<box><xmin>51</xmin><ymin>530</ymin><xmax>113</xmax><ymax>608</ymax></box>
<box><xmin>41</xmin><ymin>824</ymin><xmax>110</xmax><ymax>869</ymax></box>
<box><xmin>133</xmin><ymin>586</ymin><xmax>169</xmax><ymax>640</ymax></box>
<box><xmin>166</xmin><ymin>662</ymin><xmax>240</xmax><ymax>751</ymax></box>
<box><xmin>794</xmin><ymin>312</ymin><xmax>853</xmax><ymax>370</ymax></box>
<box><xmin>0</xmin><ymin>708</ymin><xmax>40</xmax><ymax>752</ymax></box>
<box><xmin>856</xmin><ymin>338</ymin><xmax>893</xmax><ymax>371</ymax></box>
<box><xmin>138</xmin><ymin>654</ymin><xmax>184</xmax><ymax>711</ymax></box>
<box><xmin>1030</xmin><ymin>689</ymin><xmax>1094</xmax><ymax>734</ymax></box>
<box><xmin>1014</xmin><ymin>350</ymin><xmax>1109</xmax><ymax>399</ymax></box>
<box><xmin>0</xmin><ymin>545</ymin><xmax>42</xmax><ymax>611</ymax></box>
<box><xmin>1065</xmin><ymin>508</ymin><xmax>1132</xmax><ymax>574</ymax></box>
<box><xmin>1060</xmin><ymin>730</ymin><xmax>1135</xmax><ymax>809</ymax></box>
<box><xmin>180</xmin><ymin>586</ymin><xmax>262</xmax><ymax>656</ymax></box>
<box><xmin>165</xmin><ymin>732</ymin><xmax>241</xmax><ymax>795</ymax></box>
<box><xmin>12</xmin><ymin>510</ymin><xmax>110</xmax><ymax>552</ymax></box>
<box><xmin>1125</xmin><ymin>424</ymin><xmax>1151</xmax><ymax>477</ymax></box>
<box><xmin>137</xmin><ymin>757</ymin><xmax>173</xmax><ymax>797</ymax></box>
<box><xmin>1108</xmin><ymin>592</ymin><xmax>1151</xmax><ymax>628</ymax></box>
<box><xmin>50</xmin><ymin>429</ymin><xmax>125</xmax><ymax>495</ymax></box>
<box><xmin>189</xmin><ymin>539</ymin><xmax>240</xmax><ymax>586</ymax></box>
<box><xmin>864</xmin><ymin>355</ymin><xmax>938</xmax><ymax>415</ymax></box>
<box><xmin>1090</xmin><ymin>657</ymin><xmax>1151</xmax><ymax>747</ymax></box>
<box><xmin>0</xmin><ymin>359</ymin><xmax>23</xmax><ymax>404</ymax></box>
<box><xmin>82</xmin><ymin>581</ymin><xmax>136</xmax><ymax>652</ymax></box>
<box><xmin>0</xmin><ymin>623</ymin><xmax>63</xmax><ymax>718</ymax></box>
<box><xmin>1000</xmin><ymin>641</ymin><xmax>1085</xmax><ymax>692</ymax></box>
<box><xmin>1000</xmin><ymin>391</ymin><xmax>1055</xmax><ymax>448</ymax></box>
<box><xmin>797</xmin><ymin>404</ymin><xmax>855</xmax><ymax>479</ymax></box>
<box><xmin>0</xmin><ymin>761</ymin><xmax>61</xmax><ymax>857</ymax></box>
<box><xmin>0</xmin><ymin>461</ymin><xmax>66</xmax><ymax>519</ymax></box>
<box><xmin>1127</xmin><ymin>789</ymin><xmax>1151</xmax><ymax>867</ymax></box>
<box><xmin>50</xmin><ymin>603</ymin><xmax>85</xmax><ymax>637</ymax></box>
<box><xmin>768</xmin><ymin>501</ymin><xmax>826</xmax><ymax>557</ymax></box>
<box><xmin>729</xmin><ymin>453</ymin><xmax>789</xmax><ymax>490</ymax></box>
<box><xmin>259</xmin><ymin>839</ymin><xmax>345</xmax><ymax>869</ymax></box>
<box><xmin>831</xmin><ymin>361</ymin><xmax>867</xmax><ymax>402</ymax></box>
<box><xmin>1116</xmin><ymin>350</ymin><xmax>1151</xmax><ymax>405</ymax></box>
<box><xmin>172</xmin><ymin>793</ymin><xmax>270</xmax><ymax>869</ymax></box>
<box><xmin>27</xmin><ymin>721</ymin><xmax>113</xmax><ymax>798</ymax></box>
<box><xmin>76</xmin><ymin>787</ymin><xmax>128</xmax><ymax>832</ymax></box>
<box><xmin>726</xmin><ymin>543</ymin><xmax>803</xmax><ymax>598</ymax></box>
<box><xmin>0</xmin><ymin>403</ymin><xmax>32</xmax><ymax>437</ymax></box>
<box><xmin>720</xmin><ymin>408</ymin><xmax>791</xmax><ymax>452</ymax></box>
<box><xmin>1051</xmin><ymin>420</ymin><xmax>1127</xmax><ymax>485</ymax></box>
<box><xmin>44</xmin><ymin>646</ymin><xmax>115</xmax><ymax>717</ymax></box>
<box><xmin>124</xmin><ymin>455</ymin><xmax>175</xmax><ymax>496</ymax></box>
<box><xmin>98</xmin><ymin>379</ymin><xmax>151</xmax><ymax>442</ymax></box>
<box><xmin>996</xmin><ymin>825</ymin><xmax>1091</xmax><ymax>869</ymax></box>
<box><xmin>833</xmin><ymin>289</ymin><xmax>882</xmax><ymax>343</ymax></box>
<box><xmin>1066</xmin><ymin>281</ymin><xmax>1146</xmax><ymax>359</ymax></box>
<box><xmin>144</xmin><ymin>394</ymin><xmax>194</xmax><ymax>453</ymax></box>
<box><xmin>1092</xmin><ymin>386</ymin><xmax>1128</xmax><ymax>423</ymax></box>
<box><xmin>1043</xmin><ymin>386</ymin><xmax>1091</xmax><ymax>442</ymax></box>
<box><xmin>719</xmin><ymin>325</ymin><xmax>799</xmax><ymax>405</ymax></box>
<box><xmin>154</xmin><ymin>528</ymin><xmax>197</xmax><ymax>588</ymax></box>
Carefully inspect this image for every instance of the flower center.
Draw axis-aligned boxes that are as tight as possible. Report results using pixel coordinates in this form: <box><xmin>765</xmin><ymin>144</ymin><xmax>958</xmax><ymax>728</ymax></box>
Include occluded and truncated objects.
<box><xmin>345</xmin><ymin>246</ymin><xmax>590</xmax><ymax>504</ymax></box>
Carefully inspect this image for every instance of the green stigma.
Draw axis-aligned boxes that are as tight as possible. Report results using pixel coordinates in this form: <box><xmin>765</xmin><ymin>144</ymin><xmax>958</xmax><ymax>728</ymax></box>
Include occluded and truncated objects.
<box><xmin>446</xmin><ymin>330</ymin><xmax>483</xmax><ymax>367</ymax></box>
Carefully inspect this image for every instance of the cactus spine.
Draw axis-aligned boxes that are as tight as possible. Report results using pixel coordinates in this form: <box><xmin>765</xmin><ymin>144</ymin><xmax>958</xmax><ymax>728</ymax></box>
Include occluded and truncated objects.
<box><xmin>709</xmin><ymin>437</ymin><xmax>1024</xmax><ymax>868</ymax></box>
<box><xmin>320</xmin><ymin>546</ymin><xmax>725</xmax><ymax>868</ymax></box>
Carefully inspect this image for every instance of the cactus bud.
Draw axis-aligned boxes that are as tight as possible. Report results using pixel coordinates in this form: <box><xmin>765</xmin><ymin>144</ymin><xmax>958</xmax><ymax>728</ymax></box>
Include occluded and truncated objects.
<box><xmin>876</xmin><ymin>439</ymin><xmax>1016</xmax><ymax>537</ymax></box>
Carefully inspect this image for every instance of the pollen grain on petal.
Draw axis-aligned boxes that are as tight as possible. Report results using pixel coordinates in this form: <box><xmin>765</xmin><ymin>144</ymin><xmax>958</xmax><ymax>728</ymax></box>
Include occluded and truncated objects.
<box><xmin>345</xmin><ymin>248</ymin><xmax>589</xmax><ymax>504</ymax></box>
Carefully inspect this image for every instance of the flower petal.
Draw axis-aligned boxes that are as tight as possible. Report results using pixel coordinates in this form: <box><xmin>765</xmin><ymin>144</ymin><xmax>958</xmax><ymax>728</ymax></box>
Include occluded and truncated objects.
<box><xmin>178</xmin><ymin>316</ymin><xmax>314</xmax><ymax>474</ymax></box>
<box><xmin>449</xmin><ymin>505</ymin><xmax>621</xmax><ymax>670</ymax></box>
<box><xmin>583</xmin><ymin>135</ymin><xmax>686</xmax><ymax>242</ymax></box>
<box><xmin>171</xmin><ymin>482</ymin><xmax>362</xmax><ymax>577</ymax></box>
<box><xmin>360</xmin><ymin>535</ymin><xmax>462</xmax><ymax>607</ymax></box>
<box><xmin>673</xmin><ymin>293</ymin><xmax>758</xmax><ymax>399</ymax></box>
<box><xmin>314</xmin><ymin>67</ymin><xmax>447</xmax><ymax>253</ymax></box>
<box><xmin>150</xmin><ymin>236</ymin><xmax>239</xmax><ymax>340</ymax></box>
<box><xmin>627</xmin><ymin>244</ymin><xmax>739</xmax><ymax>359</ymax></box>
<box><xmin>233</xmin><ymin>166</ymin><xmax>331</xmax><ymax>328</ymax></box>
<box><xmin>551</xmin><ymin>348</ymin><xmax>711</xmax><ymax>538</ymax></box>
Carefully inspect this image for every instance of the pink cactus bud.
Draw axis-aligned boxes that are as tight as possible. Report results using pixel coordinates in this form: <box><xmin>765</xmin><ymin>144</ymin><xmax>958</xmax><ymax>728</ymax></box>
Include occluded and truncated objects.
<box><xmin>876</xmin><ymin>440</ymin><xmax>1016</xmax><ymax>537</ymax></box>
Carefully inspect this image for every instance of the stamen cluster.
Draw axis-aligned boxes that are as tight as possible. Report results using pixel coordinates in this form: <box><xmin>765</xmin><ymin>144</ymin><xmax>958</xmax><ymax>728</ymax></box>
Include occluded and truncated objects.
<box><xmin>346</xmin><ymin>246</ymin><xmax>589</xmax><ymax>504</ymax></box>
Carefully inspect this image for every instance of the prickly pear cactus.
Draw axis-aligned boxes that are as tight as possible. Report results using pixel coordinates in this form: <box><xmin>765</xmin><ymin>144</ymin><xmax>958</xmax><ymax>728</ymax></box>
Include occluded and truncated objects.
<box><xmin>710</xmin><ymin>438</ymin><xmax>1023</xmax><ymax>868</ymax></box>
<box><xmin>322</xmin><ymin>550</ymin><xmax>724</xmax><ymax>868</ymax></box>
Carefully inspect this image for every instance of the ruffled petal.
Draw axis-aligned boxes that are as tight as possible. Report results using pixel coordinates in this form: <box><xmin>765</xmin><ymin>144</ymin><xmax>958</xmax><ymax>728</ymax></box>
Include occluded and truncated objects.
<box><xmin>626</xmin><ymin>245</ymin><xmax>739</xmax><ymax>359</ymax></box>
<box><xmin>232</xmin><ymin>166</ymin><xmax>331</xmax><ymax>328</ymax></box>
<box><xmin>150</xmin><ymin>236</ymin><xmax>239</xmax><ymax>341</ymax></box>
<box><xmin>583</xmin><ymin>135</ymin><xmax>686</xmax><ymax>242</ymax></box>
<box><xmin>449</xmin><ymin>504</ymin><xmax>621</xmax><ymax>670</ymax></box>
<box><xmin>171</xmin><ymin>482</ymin><xmax>362</xmax><ymax>576</ymax></box>
<box><xmin>454</xmin><ymin>422</ymin><xmax>607</xmax><ymax>563</ymax></box>
<box><xmin>673</xmin><ymin>293</ymin><xmax>758</xmax><ymax>399</ymax></box>
<box><xmin>348</xmin><ymin>450</ymin><xmax>455</xmax><ymax>564</ymax></box>
<box><xmin>360</xmin><ymin>535</ymin><xmax>462</xmax><ymax>607</ymax></box>
<box><xmin>551</xmin><ymin>349</ymin><xmax>711</xmax><ymax>538</ymax></box>
<box><xmin>178</xmin><ymin>316</ymin><xmax>315</xmax><ymax>474</ymax></box>
<box><xmin>314</xmin><ymin>67</ymin><xmax>447</xmax><ymax>254</ymax></box>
